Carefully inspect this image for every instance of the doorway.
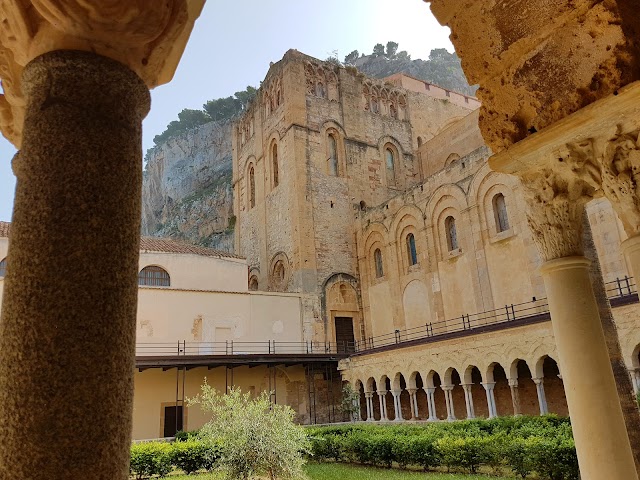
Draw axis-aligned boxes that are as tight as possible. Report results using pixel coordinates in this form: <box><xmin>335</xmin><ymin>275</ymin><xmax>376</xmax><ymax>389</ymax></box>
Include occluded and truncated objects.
<box><xmin>335</xmin><ymin>317</ymin><xmax>355</xmax><ymax>353</ymax></box>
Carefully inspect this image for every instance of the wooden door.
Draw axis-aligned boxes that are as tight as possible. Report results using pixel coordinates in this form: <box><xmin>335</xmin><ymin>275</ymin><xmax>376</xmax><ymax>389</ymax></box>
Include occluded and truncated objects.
<box><xmin>335</xmin><ymin>317</ymin><xmax>355</xmax><ymax>353</ymax></box>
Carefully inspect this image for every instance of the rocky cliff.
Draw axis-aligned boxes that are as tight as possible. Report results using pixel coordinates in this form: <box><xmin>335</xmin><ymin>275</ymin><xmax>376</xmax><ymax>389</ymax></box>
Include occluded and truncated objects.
<box><xmin>141</xmin><ymin>121</ymin><xmax>235</xmax><ymax>253</ymax></box>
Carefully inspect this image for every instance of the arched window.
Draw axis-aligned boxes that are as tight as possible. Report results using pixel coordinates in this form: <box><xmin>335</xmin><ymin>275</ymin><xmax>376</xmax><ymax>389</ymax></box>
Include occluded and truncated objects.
<box><xmin>328</xmin><ymin>134</ymin><xmax>338</xmax><ymax>176</ymax></box>
<box><xmin>272</xmin><ymin>144</ymin><xmax>279</xmax><ymax>188</ymax></box>
<box><xmin>445</xmin><ymin>216</ymin><xmax>458</xmax><ymax>251</ymax></box>
<box><xmin>316</xmin><ymin>82</ymin><xmax>326</xmax><ymax>98</ymax></box>
<box><xmin>389</xmin><ymin>103</ymin><xmax>397</xmax><ymax>119</ymax></box>
<box><xmin>138</xmin><ymin>266</ymin><xmax>170</xmax><ymax>287</ymax></box>
<box><xmin>374</xmin><ymin>248</ymin><xmax>384</xmax><ymax>278</ymax></box>
<box><xmin>371</xmin><ymin>98</ymin><xmax>379</xmax><ymax>113</ymax></box>
<box><xmin>417</xmin><ymin>136</ymin><xmax>423</xmax><ymax>148</ymax></box>
<box><xmin>249</xmin><ymin>275</ymin><xmax>259</xmax><ymax>291</ymax></box>
<box><xmin>273</xmin><ymin>260</ymin><xmax>286</xmax><ymax>289</ymax></box>
<box><xmin>493</xmin><ymin>193</ymin><xmax>510</xmax><ymax>233</ymax></box>
<box><xmin>0</xmin><ymin>257</ymin><xmax>6</xmax><ymax>277</ymax></box>
<box><xmin>249</xmin><ymin>165</ymin><xmax>256</xmax><ymax>209</ymax></box>
<box><xmin>406</xmin><ymin>233</ymin><xmax>418</xmax><ymax>266</ymax></box>
<box><xmin>385</xmin><ymin>147</ymin><xmax>396</xmax><ymax>187</ymax></box>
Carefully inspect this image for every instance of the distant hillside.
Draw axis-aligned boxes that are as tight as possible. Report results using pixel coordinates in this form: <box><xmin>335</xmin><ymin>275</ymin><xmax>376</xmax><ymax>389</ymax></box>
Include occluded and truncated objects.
<box><xmin>343</xmin><ymin>42</ymin><xmax>476</xmax><ymax>97</ymax></box>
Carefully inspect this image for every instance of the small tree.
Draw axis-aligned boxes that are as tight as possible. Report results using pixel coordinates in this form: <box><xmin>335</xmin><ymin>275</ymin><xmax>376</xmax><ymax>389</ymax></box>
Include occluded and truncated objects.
<box><xmin>340</xmin><ymin>383</ymin><xmax>361</xmax><ymax>422</ymax></box>
<box><xmin>189</xmin><ymin>382</ymin><xmax>310</xmax><ymax>480</ymax></box>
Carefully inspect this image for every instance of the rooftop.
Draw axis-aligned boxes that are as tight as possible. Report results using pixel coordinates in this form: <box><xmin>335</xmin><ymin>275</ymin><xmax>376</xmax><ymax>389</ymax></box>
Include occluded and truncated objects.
<box><xmin>0</xmin><ymin>222</ymin><xmax>242</xmax><ymax>260</ymax></box>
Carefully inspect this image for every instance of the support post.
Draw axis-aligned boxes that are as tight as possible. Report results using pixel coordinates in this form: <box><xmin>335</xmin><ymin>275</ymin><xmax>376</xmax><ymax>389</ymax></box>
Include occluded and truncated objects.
<box><xmin>482</xmin><ymin>382</ymin><xmax>497</xmax><ymax>418</ymax></box>
<box><xmin>378</xmin><ymin>390</ymin><xmax>387</xmax><ymax>421</ymax></box>
<box><xmin>461</xmin><ymin>383</ymin><xmax>475</xmax><ymax>419</ymax></box>
<box><xmin>364</xmin><ymin>392</ymin><xmax>373</xmax><ymax>422</ymax></box>
<box><xmin>532</xmin><ymin>377</ymin><xmax>549</xmax><ymax>415</ymax></box>
<box><xmin>508</xmin><ymin>379</ymin><xmax>522</xmax><ymax>416</ymax></box>
<box><xmin>442</xmin><ymin>385</ymin><xmax>456</xmax><ymax>421</ymax></box>
<box><xmin>425</xmin><ymin>387</ymin><xmax>437</xmax><ymax>421</ymax></box>
<box><xmin>0</xmin><ymin>51</ymin><xmax>149</xmax><ymax>479</ymax></box>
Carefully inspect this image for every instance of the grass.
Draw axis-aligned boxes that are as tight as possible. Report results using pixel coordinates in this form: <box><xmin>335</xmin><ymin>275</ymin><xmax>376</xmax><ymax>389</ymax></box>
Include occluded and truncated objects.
<box><xmin>164</xmin><ymin>462</ymin><xmax>508</xmax><ymax>479</ymax></box>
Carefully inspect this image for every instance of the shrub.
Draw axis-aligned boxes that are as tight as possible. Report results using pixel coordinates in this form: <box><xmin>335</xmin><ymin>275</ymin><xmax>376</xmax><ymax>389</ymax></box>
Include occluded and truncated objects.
<box><xmin>174</xmin><ymin>429</ymin><xmax>200</xmax><ymax>442</ymax></box>
<box><xmin>130</xmin><ymin>442</ymin><xmax>172</xmax><ymax>479</ymax></box>
<box><xmin>189</xmin><ymin>382</ymin><xmax>310</xmax><ymax>480</ymax></box>
<box><xmin>171</xmin><ymin>439</ymin><xmax>221</xmax><ymax>474</ymax></box>
<box><xmin>434</xmin><ymin>436</ymin><xmax>490</xmax><ymax>473</ymax></box>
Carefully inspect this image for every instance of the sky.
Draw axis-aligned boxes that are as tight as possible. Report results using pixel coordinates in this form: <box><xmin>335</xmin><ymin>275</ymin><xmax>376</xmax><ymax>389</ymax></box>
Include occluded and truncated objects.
<box><xmin>0</xmin><ymin>0</ymin><xmax>453</xmax><ymax>221</ymax></box>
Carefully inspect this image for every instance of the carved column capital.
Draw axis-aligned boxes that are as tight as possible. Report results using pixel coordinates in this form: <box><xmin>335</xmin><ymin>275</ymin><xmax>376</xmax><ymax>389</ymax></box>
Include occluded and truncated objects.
<box><xmin>0</xmin><ymin>0</ymin><xmax>204</xmax><ymax>147</ymax></box>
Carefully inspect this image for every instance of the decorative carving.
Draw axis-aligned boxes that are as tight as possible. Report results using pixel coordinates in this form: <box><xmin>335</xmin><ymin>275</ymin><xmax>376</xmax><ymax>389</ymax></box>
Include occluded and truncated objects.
<box><xmin>520</xmin><ymin>161</ymin><xmax>596</xmax><ymax>261</ymax></box>
<box><xmin>598</xmin><ymin>130</ymin><xmax>640</xmax><ymax>235</ymax></box>
<box><xmin>0</xmin><ymin>0</ymin><xmax>203</xmax><ymax>147</ymax></box>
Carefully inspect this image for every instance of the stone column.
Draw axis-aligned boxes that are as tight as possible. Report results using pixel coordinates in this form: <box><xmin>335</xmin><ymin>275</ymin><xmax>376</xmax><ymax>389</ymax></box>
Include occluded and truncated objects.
<box><xmin>461</xmin><ymin>383</ymin><xmax>475</xmax><ymax>419</ymax></box>
<box><xmin>408</xmin><ymin>388</ymin><xmax>418</xmax><ymax>419</ymax></box>
<box><xmin>425</xmin><ymin>387</ymin><xmax>437</xmax><ymax>421</ymax></box>
<box><xmin>532</xmin><ymin>377</ymin><xmax>549</xmax><ymax>415</ymax></box>
<box><xmin>442</xmin><ymin>385</ymin><xmax>456</xmax><ymax>421</ymax></box>
<box><xmin>392</xmin><ymin>390</ymin><xmax>403</xmax><ymax>422</ymax></box>
<box><xmin>378</xmin><ymin>390</ymin><xmax>387</xmax><ymax>421</ymax></box>
<box><xmin>0</xmin><ymin>50</ymin><xmax>149</xmax><ymax>479</ymax></box>
<box><xmin>482</xmin><ymin>382</ymin><xmax>497</xmax><ymax>418</ymax></box>
<box><xmin>508</xmin><ymin>379</ymin><xmax>522</xmax><ymax>416</ymax></box>
<box><xmin>540</xmin><ymin>255</ymin><xmax>636</xmax><ymax>478</ymax></box>
<box><xmin>364</xmin><ymin>392</ymin><xmax>374</xmax><ymax>421</ymax></box>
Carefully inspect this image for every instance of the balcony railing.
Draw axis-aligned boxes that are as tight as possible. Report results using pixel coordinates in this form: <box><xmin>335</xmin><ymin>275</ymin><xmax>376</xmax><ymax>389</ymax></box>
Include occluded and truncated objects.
<box><xmin>136</xmin><ymin>340</ymin><xmax>355</xmax><ymax>357</ymax></box>
<box><xmin>353</xmin><ymin>276</ymin><xmax>637</xmax><ymax>354</ymax></box>
<box><xmin>135</xmin><ymin>277</ymin><xmax>636</xmax><ymax>359</ymax></box>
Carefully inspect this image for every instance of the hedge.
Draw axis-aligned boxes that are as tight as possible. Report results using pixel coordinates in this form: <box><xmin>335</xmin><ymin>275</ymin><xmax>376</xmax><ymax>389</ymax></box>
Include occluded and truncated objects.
<box><xmin>130</xmin><ymin>437</ymin><xmax>221</xmax><ymax>479</ymax></box>
<box><xmin>307</xmin><ymin>416</ymin><xmax>579</xmax><ymax>480</ymax></box>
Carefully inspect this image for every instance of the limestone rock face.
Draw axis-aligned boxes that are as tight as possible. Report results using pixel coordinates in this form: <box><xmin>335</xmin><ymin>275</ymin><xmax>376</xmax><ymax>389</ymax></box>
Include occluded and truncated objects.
<box><xmin>142</xmin><ymin>121</ymin><xmax>234</xmax><ymax>253</ymax></box>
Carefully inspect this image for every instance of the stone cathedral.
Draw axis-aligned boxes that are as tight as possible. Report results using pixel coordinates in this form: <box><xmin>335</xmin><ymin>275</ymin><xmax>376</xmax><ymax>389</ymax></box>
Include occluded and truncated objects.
<box><xmin>233</xmin><ymin>50</ymin><xmax>640</xmax><ymax>424</ymax></box>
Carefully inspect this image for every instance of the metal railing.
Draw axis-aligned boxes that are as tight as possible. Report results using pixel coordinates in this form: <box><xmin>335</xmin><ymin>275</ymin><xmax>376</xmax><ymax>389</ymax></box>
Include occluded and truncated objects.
<box><xmin>135</xmin><ymin>276</ymin><xmax>636</xmax><ymax>358</ymax></box>
<box><xmin>353</xmin><ymin>276</ymin><xmax>637</xmax><ymax>354</ymax></box>
<box><xmin>136</xmin><ymin>340</ymin><xmax>355</xmax><ymax>357</ymax></box>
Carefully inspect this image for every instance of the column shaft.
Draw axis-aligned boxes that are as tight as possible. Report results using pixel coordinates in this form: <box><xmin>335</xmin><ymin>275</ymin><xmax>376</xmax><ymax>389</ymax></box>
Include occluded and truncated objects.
<box><xmin>533</xmin><ymin>378</ymin><xmax>549</xmax><ymax>415</ymax></box>
<box><xmin>462</xmin><ymin>384</ymin><xmax>475</xmax><ymax>419</ymax></box>
<box><xmin>425</xmin><ymin>388</ymin><xmax>437</xmax><ymax>421</ymax></box>
<box><xmin>378</xmin><ymin>392</ymin><xmax>386</xmax><ymax>421</ymax></box>
<box><xmin>0</xmin><ymin>51</ymin><xmax>149</xmax><ymax>480</ymax></box>
<box><xmin>541</xmin><ymin>257</ymin><xmax>637</xmax><ymax>479</ymax></box>
<box><xmin>509</xmin><ymin>380</ymin><xmax>521</xmax><ymax>416</ymax></box>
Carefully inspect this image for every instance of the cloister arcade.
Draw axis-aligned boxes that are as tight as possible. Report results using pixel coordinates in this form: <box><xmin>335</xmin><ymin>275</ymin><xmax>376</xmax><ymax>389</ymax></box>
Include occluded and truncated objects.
<box><xmin>348</xmin><ymin>354</ymin><xmax>567</xmax><ymax>422</ymax></box>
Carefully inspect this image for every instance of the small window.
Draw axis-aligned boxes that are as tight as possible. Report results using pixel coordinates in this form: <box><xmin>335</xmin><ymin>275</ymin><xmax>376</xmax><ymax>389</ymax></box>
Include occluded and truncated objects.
<box><xmin>385</xmin><ymin>148</ymin><xmax>396</xmax><ymax>187</ymax></box>
<box><xmin>273</xmin><ymin>260</ymin><xmax>286</xmax><ymax>289</ymax></box>
<box><xmin>0</xmin><ymin>257</ymin><xmax>6</xmax><ymax>277</ymax></box>
<box><xmin>417</xmin><ymin>137</ymin><xmax>423</xmax><ymax>148</ymax></box>
<box><xmin>407</xmin><ymin>234</ymin><xmax>418</xmax><ymax>266</ymax></box>
<box><xmin>249</xmin><ymin>166</ymin><xmax>256</xmax><ymax>209</ymax></box>
<box><xmin>445</xmin><ymin>216</ymin><xmax>458</xmax><ymax>251</ymax></box>
<box><xmin>272</xmin><ymin>144</ymin><xmax>279</xmax><ymax>188</ymax></box>
<box><xmin>139</xmin><ymin>266</ymin><xmax>170</xmax><ymax>287</ymax></box>
<box><xmin>389</xmin><ymin>104</ymin><xmax>397</xmax><ymax>119</ymax></box>
<box><xmin>374</xmin><ymin>248</ymin><xmax>384</xmax><ymax>278</ymax></box>
<box><xmin>493</xmin><ymin>193</ymin><xmax>510</xmax><ymax>233</ymax></box>
<box><xmin>328</xmin><ymin>134</ymin><xmax>338</xmax><ymax>176</ymax></box>
<box><xmin>316</xmin><ymin>82</ymin><xmax>326</xmax><ymax>98</ymax></box>
<box><xmin>371</xmin><ymin>98</ymin><xmax>379</xmax><ymax>113</ymax></box>
<box><xmin>163</xmin><ymin>405</ymin><xmax>183</xmax><ymax>438</ymax></box>
<box><xmin>249</xmin><ymin>275</ymin><xmax>259</xmax><ymax>291</ymax></box>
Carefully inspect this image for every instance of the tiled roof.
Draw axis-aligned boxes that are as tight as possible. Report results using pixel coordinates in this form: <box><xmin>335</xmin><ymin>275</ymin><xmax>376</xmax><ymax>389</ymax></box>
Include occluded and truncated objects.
<box><xmin>139</xmin><ymin>236</ymin><xmax>244</xmax><ymax>260</ymax></box>
<box><xmin>0</xmin><ymin>222</ymin><xmax>243</xmax><ymax>260</ymax></box>
<box><xmin>0</xmin><ymin>222</ymin><xmax>9</xmax><ymax>238</ymax></box>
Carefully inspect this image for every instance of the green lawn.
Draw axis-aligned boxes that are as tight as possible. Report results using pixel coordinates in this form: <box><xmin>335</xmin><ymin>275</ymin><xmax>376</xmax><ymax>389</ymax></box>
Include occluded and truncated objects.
<box><xmin>165</xmin><ymin>462</ymin><xmax>509</xmax><ymax>479</ymax></box>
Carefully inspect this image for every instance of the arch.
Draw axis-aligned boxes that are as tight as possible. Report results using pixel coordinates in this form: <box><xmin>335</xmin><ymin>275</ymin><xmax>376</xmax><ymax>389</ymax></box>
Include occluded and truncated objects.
<box><xmin>445</xmin><ymin>153</ymin><xmax>460</xmax><ymax>166</ymax></box>
<box><xmin>384</xmin><ymin>145</ymin><xmax>397</xmax><ymax>187</ymax></box>
<box><xmin>402</xmin><ymin>280</ymin><xmax>430</xmax><ymax>331</ymax></box>
<box><xmin>486</xmin><ymin>362</ymin><xmax>513</xmax><ymax>416</ymax></box>
<box><xmin>327</xmin><ymin>132</ymin><xmax>339</xmax><ymax>176</ymax></box>
<box><xmin>0</xmin><ymin>256</ymin><xmax>6</xmax><ymax>277</ymax></box>
<box><xmin>248</xmin><ymin>275</ymin><xmax>259</xmax><ymax>291</ymax></box>
<box><xmin>417</xmin><ymin>136</ymin><xmax>423</xmax><ymax>148</ymax></box>
<box><xmin>493</xmin><ymin>193</ymin><xmax>510</xmax><ymax>233</ymax></box>
<box><xmin>138</xmin><ymin>265</ymin><xmax>170</xmax><ymax>287</ymax></box>
<box><xmin>271</xmin><ymin>141</ymin><xmax>279</xmax><ymax>188</ymax></box>
<box><xmin>374</xmin><ymin>248</ymin><xmax>384</xmax><ymax>278</ymax></box>
<box><xmin>269</xmin><ymin>252</ymin><xmax>290</xmax><ymax>291</ymax></box>
<box><xmin>536</xmin><ymin>356</ymin><xmax>568</xmax><ymax>415</ymax></box>
<box><xmin>463</xmin><ymin>365</ymin><xmax>490</xmax><ymax>418</ymax></box>
<box><xmin>406</xmin><ymin>233</ymin><xmax>418</xmax><ymax>266</ymax></box>
<box><xmin>247</xmin><ymin>163</ymin><xmax>256</xmax><ymax>209</ymax></box>
<box><xmin>632</xmin><ymin>343</ymin><xmax>640</xmax><ymax>369</ymax></box>
<box><xmin>510</xmin><ymin>359</ymin><xmax>539</xmax><ymax>416</ymax></box>
<box><xmin>445</xmin><ymin>216</ymin><xmax>458</xmax><ymax>251</ymax></box>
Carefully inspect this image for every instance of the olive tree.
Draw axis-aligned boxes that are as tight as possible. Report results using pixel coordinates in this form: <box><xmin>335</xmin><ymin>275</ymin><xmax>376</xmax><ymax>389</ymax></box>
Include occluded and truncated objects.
<box><xmin>189</xmin><ymin>382</ymin><xmax>310</xmax><ymax>480</ymax></box>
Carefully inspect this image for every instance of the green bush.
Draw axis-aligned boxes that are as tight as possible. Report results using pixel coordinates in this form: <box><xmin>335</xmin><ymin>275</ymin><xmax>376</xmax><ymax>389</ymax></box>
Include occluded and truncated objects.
<box><xmin>306</xmin><ymin>415</ymin><xmax>577</xmax><ymax>478</ymax></box>
<box><xmin>170</xmin><ymin>439</ymin><xmax>221</xmax><ymax>474</ymax></box>
<box><xmin>130</xmin><ymin>442</ymin><xmax>172</xmax><ymax>479</ymax></box>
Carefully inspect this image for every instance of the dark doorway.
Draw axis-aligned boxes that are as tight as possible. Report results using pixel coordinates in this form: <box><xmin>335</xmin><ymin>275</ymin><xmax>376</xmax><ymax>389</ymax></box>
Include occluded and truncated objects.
<box><xmin>163</xmin><ymin>405</ymin><xmax>183</xmax><ymax>437</ymax></box>
<box><xmin>335</xmin><ymin>317</ymin><xmax>355</xmax><ymax>353</ymax></box>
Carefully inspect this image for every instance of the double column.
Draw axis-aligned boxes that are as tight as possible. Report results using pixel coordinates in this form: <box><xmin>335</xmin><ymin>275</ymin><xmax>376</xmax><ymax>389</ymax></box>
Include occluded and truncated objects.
<box><xmin>482</xmin><ymin>382</ymin><xmax>497</xmax><ymax>418</ymax></box>
<box><xmin>364</xmin><ymin>392</ymin><xmax>374</xmax><ymax>421</ymax></box>
<box><xmin>532</xmin><ymin>378</ymin><xmax>549</xmax><ymax>415</ymax></box>
<box><xmin>462</xmin><ymin>383</ymin><xmax>476</xmax><ymax>419</ymax></box>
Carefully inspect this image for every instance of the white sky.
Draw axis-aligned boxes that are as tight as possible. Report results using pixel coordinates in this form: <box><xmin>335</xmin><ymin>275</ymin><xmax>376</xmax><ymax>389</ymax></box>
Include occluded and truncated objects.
<box><xmin>0</xmin><ymin>0</ymin><xmax>454</xmax><ymax>221</ymax></box>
